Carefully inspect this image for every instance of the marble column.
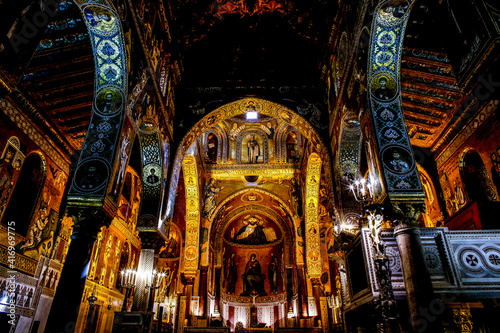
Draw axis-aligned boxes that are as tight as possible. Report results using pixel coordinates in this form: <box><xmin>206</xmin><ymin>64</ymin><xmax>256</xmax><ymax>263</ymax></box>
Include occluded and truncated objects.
<box><xmin>132</xmin><ymin>249</ymin><xmax>155</xmax><ymax>311</ymax></box>
<box><xmin>297</xmin><ymin>267</ymin><xmax>308</xmax><ymax>317</ymax></box>
<box><xmin>199</xmin><ymin>266</ymin><xmax>208</xmax><ymax>318</ymax></box>
<box><xmin>45</xmin><ymin>209</ymin><xmax>109</xmax><ymax>333</ymax></box>
<box><xmin>286</xmin><ymin>268</ymin><xmax>294</xmax><ymax>314</ymax></box>
<box><xmin>393</xmin><ymin>202</ymin><xmax>442</xmax><ymax>333</ymax></box>
<box><xmin>181</xmin><ymin>273</ymin><xmax>195</xmax><ymax>326</ymax></box>
<box><xmin>311</xmin><ymin>278</ymin><xmax>323</xmax><ymax>326</ymax></box>
<box><xmin>214</xmin><ymin>267</ymin><xmax>221</xmax><ymax>314</ymax></box>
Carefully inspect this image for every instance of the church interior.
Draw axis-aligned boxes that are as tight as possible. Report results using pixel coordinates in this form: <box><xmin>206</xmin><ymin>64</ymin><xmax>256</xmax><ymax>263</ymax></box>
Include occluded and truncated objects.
<box><xmin>0</xmin><ymin>0</ymin><xmax>500</xmax><ymax>332</ymax></box>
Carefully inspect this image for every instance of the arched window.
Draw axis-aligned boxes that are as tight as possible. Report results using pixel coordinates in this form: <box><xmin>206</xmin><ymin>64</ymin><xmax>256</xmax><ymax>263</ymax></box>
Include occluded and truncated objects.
<box><xmin>205</xmin><ymin>133</ymin><xmax>218</xmax><ymax>164</ymax></box>
<box><xmin>3</xmin><ymin>152</ymin><xmax>46</xmax><ymax>236</ymax></box>
<box><xmin>460</xmin><ymin>150</ymin><xmax>497</xmax><ymax>202</ymax></box>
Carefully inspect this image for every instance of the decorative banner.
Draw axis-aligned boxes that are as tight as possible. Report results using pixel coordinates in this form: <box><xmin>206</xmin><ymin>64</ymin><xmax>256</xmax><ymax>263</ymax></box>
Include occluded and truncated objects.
<box><xmin>305</xmin><ymin>153</ymin><xmax>322</xmax><ymax>279</ymax></box>
<box><xmin>183</xmin><ymin>155</ymin><xmax>200</xmax><ymax>275</ymax></box>
<box><xmin>137</xmin><ymin>130</ymin><xmax>163</xmax><ymax>230</ymax></box>
<box><xmin>67</xmin><ymin>1</ymin><xmax>128</xmax><ymax>206</ymax></box>
<box><xmin>367</xmin><ymin>1</ymin><xmax>423</xmax><ymax>194</ymax></box>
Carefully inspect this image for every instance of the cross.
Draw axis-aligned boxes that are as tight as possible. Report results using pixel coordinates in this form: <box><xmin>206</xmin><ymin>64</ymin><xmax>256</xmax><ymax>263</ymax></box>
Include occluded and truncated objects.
<box><xmin>425</xmin><ymin>254</ymin><xmax>436</xmax><ymax>266</ymax></box>
<box><xmin>466</xmin><ymin>254</ymin><xmax>478</xmax><ymax>266</ymax></box>
<box><xmin>489</xmin><ymin>254</ymin><xmax>500</xmax><ymax>265</ymax></box>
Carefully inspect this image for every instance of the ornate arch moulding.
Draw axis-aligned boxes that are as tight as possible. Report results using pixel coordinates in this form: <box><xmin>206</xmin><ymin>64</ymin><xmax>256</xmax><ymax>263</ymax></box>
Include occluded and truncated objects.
<box><xmin>367</xmin><ymin>0</ymin><xmax>425</xmax><ymax>204</ymax></box>
<box><xmin>305</xmin><ymin>153</ymin><xmax>322</xmax><ymax>279</ymax></box>
<box><xmin>66</xmin><ymin>0</ymin><xmax>129</xmax><ymax>213</ymax></box>
<box><xmin>182</xmin><ymin>155</ymin><xmax>201</xmax><ymax>276</ymax></box>
<box><xmin>206</xmin><ymin>164</ymin><xmax>296</xmax><ymax>180</ymax></box>
<box><xmin>163</xmin><ymin>98</ymin><xmax>335</xmax><ymax>238</ymax></box>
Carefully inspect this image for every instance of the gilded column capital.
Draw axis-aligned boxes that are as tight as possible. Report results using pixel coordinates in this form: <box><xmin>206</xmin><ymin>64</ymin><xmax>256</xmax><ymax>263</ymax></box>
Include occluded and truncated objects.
<box><xmin>310</xmin><ymin>278</ymin><xmax>322</xmax><ymax>286</ymax></box>
<box><xmin>181</xmin><ymin>273</ymin><xmax>196</xmax><ymax>286</ymax></box>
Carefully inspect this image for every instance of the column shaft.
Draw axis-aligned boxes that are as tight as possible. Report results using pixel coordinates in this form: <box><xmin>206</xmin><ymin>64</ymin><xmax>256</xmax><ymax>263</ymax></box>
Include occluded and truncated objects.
<box><xmin>394</xmin><ymin>225</ymin><xmax>442</xmax><ymax>332</ymax></box>
<box><xmin>133</xmin><ymin>249</ymin><xmax>156</xmax><ymax>311</ymax></box>
<box><xmin>45</xmin><ymin>233</ymin><xmax>96</xmax><ymax>333</ymax></box>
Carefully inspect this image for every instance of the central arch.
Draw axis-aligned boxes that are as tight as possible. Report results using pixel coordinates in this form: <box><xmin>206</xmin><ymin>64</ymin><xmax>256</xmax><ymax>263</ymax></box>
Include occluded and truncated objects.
<box><xmin>160</xmin><ymin>98</ymin><xmax>335</xmax><ymax>237</ymax></box>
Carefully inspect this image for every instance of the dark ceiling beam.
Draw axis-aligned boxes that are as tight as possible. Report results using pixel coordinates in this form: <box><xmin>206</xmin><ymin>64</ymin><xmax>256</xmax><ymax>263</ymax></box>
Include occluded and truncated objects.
<box><xmin>403</xmin><ymin>113</ymin><xmax>442</xmax><ymax>128</ymax></box>
<box><xmin>63</xmin><ymin>124</ymin><xmax>90</xmax><ymax>134</ymax></box>
<box><xmin>21</xmin><ymin>68</ymin><xmax>94</xmax><ymax>87</ymax></box>
<box><xmin>43</xmin><ymin>91</ymin><xmax>94</xmax><ymax>107</ymax></box>
<box><xmin>34</xmin><ymin>81</ymin><xmax>93</xmax><ymax>97</ymax></box>
<box><xmin>401</xmin><ymin>81</ymin><xmax>463</xmax><ymax>101</ymax></box>
<box><xmin>22</xmin><ymin>55</ymin><xmax>93</xmax><ymax>77</ymax></box>
<box><xmin>402</xmin><ymin>90</ymin><xmax>456</xmax><ymax>108</ymax></box>
<box><xmin>49</xmin><ymin>101</ymin><xmax>93</xmax><ymax>115</ymax></box>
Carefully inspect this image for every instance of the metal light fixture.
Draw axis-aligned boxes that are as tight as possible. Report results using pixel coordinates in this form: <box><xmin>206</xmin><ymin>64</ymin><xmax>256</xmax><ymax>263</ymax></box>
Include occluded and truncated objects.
<box><xmin>87</xmin><ymin>286</ymin><xmax>98</xmax><ymax>308</ymax></box>
<box><xmin>145</xmin><ymin>269</ymin><xmax>166</xmax><ymax>312</ymax></box>
<box><xmin>348</xmin><ymin>175</ymin><xmax>374</xmax><ymax>204</ymax></box>
<box><xmin>119</xmin><ymin>268</ymin><xmax>137</xmax><ymax>312</ymax></box>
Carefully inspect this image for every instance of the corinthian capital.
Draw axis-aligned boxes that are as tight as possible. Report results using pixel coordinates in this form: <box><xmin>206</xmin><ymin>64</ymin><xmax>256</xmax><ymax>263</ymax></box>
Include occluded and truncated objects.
<box><xmin>391</xmin><ymin>202</ymin><xmax>426</xmax><ymax>229</ymax></box>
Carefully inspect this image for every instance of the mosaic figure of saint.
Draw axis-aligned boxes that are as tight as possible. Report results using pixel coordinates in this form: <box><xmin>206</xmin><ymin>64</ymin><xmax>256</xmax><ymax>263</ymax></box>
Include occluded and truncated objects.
<box><xmin>389</xmin><ymin>151</ymin><xmax>409</xmax><ymax>172</ymax></box>
<box><xmin>247</xmin><ymin>135</ymin><xmax>260</xmax><ymax>164</ymax></box>
<box><xmin>374</xmin><ymin>77</ymin><xmax>394</xmax><ymax>101</ymax></box>
<box><xmin>241</xmin><ymin>254</ymin><xmax>267</xmax><ymax>296</ymax></box>
<box><xmin>146</xmin><ymin>168</ymin><xmax>159</xmax><ymax>184</ymax></box>
<box><xmin>289</xmin><ymin>177</ymin><xmax>303</xmax><ymax>218</ymax></box>
<box><xmin>268</xmin><ymin>253</ymin><xmax>279</xmax><ymax>294</ymax></box>
<box><xmin>114</xmin><ymin>129</ymin><xmax>131</xmax><ymax>195</ymax></box>
<box><xmin>202</xmin><ymin>178</ymin><xmax>222</xmax><ymax>219</ymax></box>
<box><xmin>0</xmin><ymin>148</ymin><xmax>14</xmax><ymax>215</ymax></box>
<box><xmin>226</xmin><ymin>252</ymin><xmax>237</xmax><ymax>294</ymax></box>
<box><xmin>233</xmin><ymin>215</ymin><xmax>268</xmax><ymax>245</ymax></box>
<box><xmin>20</xmin><ymin>210</ymin><xmax>49</xmax><ymax>251</ymax></box>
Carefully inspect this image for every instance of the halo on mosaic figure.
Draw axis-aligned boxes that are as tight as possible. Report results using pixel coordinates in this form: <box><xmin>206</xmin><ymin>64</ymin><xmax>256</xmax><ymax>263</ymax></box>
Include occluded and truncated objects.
<box><xmin>380</xmin><ymin>145</ymin><xmax>414</xmax><ymax>175</ymax></box>
<box><xmin>82</xmin><ymin>5</ymin><xmax>119</xmax><ymax>36</ymax></box>
<box><xmin>94</xmin><ymin>86</ymin><xmax>123</xmax><ymax>116</ymax></box>
<box><xmin>370</xmin><ymin>73</ymin><xmax>398</xmax><ymax>103</ymax></box>
<box><xmin>72</xmin><ymin>158</ymin><xmax>110</xmax><ymax>192</ymax></box>
<box><xmin>378</xmin><ymin>1</ymin><xmax>412</xmax><ymax>25</ymax></box>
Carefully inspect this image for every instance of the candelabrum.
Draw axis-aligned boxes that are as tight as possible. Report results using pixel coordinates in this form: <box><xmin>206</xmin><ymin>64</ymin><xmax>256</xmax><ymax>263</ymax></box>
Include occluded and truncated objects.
<box><xmin>145</xmin><ymin>269</ymin><xmax>166</xmax><ymax>312</ymax></box>
<box><xmin>87</xmin><ymin>286</ymin><xmax>98</xmax><ymax>308</ymax></box>
<box><xmin>326</xmin><ymin>293</ymin><xmax>340</xmax><ymax>309</ymax></box>
<box><xmin>365</xmin><ymin>205</ymin><xmax>400</xmax><ymax>333</ymax></box>
<box><xmin>164</xmin><ymin>293</ymin><xmax>178</xmax><ymax>324</ymax></box>
<box><xmin>120</xmin><ymin>268</ymin><xmax>137</xmax><ymax>312</ymax></box>
<box><xmin>348</xmin><ymin>175</ymin><xmax>374</xmax><ymax>205</ymax></box>
<box><xmin>347</xmin><ymin>177</ymin><xmax>399</xmax><ymax>331</ymax></box>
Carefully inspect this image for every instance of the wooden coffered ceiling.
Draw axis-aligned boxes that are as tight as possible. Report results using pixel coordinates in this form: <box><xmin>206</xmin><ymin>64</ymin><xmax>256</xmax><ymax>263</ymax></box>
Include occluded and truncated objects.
<box><xmin>400</xmin><ymin>1</ymin><xmax>465</xmax><ymax>149</ymax></box>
